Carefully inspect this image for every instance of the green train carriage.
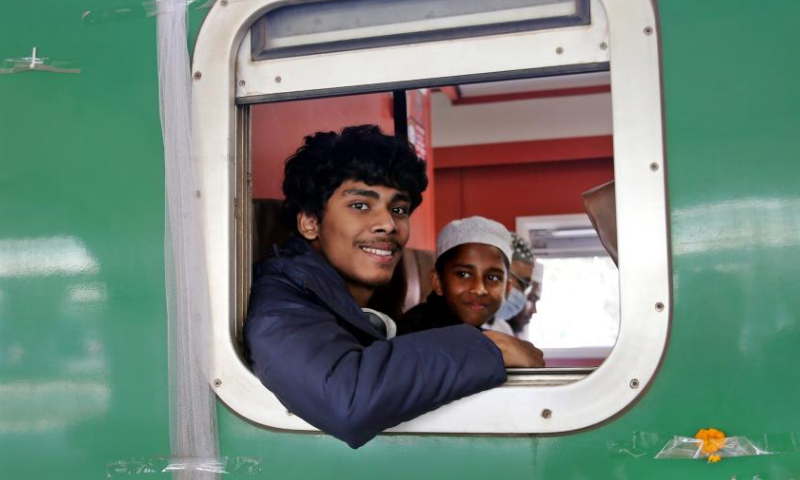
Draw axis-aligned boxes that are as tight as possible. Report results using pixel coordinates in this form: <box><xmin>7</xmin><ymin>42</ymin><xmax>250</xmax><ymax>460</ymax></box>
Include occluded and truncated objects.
<box><xmin>1</xmin><ymin>0</ymin><xmax>799</xmax><ymax>479</ymax></box>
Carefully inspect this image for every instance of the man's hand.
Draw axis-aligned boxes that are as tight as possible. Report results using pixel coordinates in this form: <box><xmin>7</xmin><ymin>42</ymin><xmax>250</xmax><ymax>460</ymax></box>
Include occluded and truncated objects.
<box><xmin>483</xmin><ymin>331</ymin><xmax>545</xmax><ymax>368</ymax></box>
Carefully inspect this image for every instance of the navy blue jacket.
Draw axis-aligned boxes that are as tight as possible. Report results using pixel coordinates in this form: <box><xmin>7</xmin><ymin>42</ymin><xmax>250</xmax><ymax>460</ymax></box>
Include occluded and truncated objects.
<box><xmin>244</xmin><ymin>237</ymin><xmax>507</xmax><ymax>448</ymax></box>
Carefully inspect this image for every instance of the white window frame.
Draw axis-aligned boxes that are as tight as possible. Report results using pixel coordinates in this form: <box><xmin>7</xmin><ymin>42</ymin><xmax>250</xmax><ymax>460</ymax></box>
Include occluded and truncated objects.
<box><xmin>192</xmin><ymin>0</ymin><xmax>669</xmax><ymax>435</ymax></box>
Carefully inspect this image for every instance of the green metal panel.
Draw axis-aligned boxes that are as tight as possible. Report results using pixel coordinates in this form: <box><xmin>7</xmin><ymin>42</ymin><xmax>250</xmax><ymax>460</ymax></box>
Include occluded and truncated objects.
<box><xmin>0</xmin><ymin>1</ymin><xmax>169</xmax><ymax>478</ymax></box>
<box><xmin>2</xmin><ymin>0</ymin><xmax>800</xmax><ymax>479</ymax></box>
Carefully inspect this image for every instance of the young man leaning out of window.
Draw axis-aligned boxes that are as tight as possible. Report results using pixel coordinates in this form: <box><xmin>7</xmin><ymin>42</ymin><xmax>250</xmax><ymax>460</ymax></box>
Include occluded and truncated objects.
<box><xmin>245</xmin><ymin>125</ymin><xmax>543</xmax><ymax>449</ymax></box>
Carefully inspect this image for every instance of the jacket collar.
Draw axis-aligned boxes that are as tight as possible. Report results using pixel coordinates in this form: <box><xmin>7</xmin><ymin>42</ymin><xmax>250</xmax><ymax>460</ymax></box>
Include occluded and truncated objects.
<box><xmin>270</xmin><ymin>236</ymin><xmax>386</xmax><ymax>340</ymax></box>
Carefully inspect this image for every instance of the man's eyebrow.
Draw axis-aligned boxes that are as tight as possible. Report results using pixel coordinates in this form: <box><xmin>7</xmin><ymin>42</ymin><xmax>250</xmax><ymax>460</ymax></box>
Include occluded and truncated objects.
<box><xmin>341</xmin><ymin>188</ymin><xmax>379</xmax><ymax>199</ymax></box>
<box><xmin>392</xmin><ymin>192</ymin><xmax>411</xmax><ymax>203</ymax></box>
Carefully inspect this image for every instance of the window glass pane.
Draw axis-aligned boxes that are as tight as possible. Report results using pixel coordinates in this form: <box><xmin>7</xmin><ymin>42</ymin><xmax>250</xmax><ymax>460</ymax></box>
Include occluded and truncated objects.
<box><xmin>252</xmin><ymin>0</ymin><xmax>588</xmax><ymax>60</ymax></box>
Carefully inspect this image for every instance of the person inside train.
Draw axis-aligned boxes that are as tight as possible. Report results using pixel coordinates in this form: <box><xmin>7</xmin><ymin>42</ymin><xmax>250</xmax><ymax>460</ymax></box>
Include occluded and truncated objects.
<box><xmin>492</xmin><ymin>233</ymin><xmax>542</xmax><ymax>339</ymax></box>
<box><xmin>244</xmin><ymin>125</ymin><xmax>543</xmax><ymax>449</ymax></box>
<box><xmin>398</xmin><ymin>216</ymin><xmax>528</xmax><ymax>340</ymax></box>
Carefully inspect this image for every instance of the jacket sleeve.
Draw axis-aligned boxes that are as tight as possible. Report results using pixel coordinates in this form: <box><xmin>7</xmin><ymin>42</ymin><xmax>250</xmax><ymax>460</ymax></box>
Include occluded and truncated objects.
<box><xmin>244</xmin><ymin>277</ymin><xmax>507</xmax><ymax>449</ymax></box>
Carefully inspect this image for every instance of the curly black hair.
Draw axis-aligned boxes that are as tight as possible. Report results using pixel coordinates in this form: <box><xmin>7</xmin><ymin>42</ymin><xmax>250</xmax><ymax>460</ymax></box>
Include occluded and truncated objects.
<box><xmin>282</xmin><ymin>125</ymin><xmax>428</xmax><ymax>229</ymax></box>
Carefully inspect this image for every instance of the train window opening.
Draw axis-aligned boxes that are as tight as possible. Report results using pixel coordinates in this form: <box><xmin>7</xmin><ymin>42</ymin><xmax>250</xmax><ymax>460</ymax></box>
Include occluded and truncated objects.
<box><xmin>241</xmin><ymin>72</ymin><xmax>616</xmax><ymax>371</ymax></box>
<box><xmin>193</xmin><ymin>0</ymin><xmax>668</xmax><ymax>436</ymax></box>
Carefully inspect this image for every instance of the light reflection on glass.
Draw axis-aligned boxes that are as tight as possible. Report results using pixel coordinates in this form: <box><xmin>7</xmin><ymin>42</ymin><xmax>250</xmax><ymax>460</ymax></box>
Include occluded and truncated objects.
<box><xmin>0</xmin><ymin>236</ymin><xmax>100</xmax><ymax>277</ymax></box>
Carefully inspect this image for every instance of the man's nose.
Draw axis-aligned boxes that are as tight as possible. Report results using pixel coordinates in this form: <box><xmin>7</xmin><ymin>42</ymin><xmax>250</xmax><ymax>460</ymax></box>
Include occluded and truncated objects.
<box><xmin>370</xmin><ymin>207</ymin><xmax>397</xmax><ymax>234</ymax></box>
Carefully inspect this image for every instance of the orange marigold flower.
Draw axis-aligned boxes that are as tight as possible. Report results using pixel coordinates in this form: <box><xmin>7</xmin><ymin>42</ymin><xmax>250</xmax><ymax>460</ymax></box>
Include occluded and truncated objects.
<box><xmin>708</xmin><ymin>454</ymin><xmax>721</xmax><ymax>463</ymax></box>
<box><xmin>695</xmin><ymin>428</ymin><xmax>726</xmax><ymax>456</ymax></box>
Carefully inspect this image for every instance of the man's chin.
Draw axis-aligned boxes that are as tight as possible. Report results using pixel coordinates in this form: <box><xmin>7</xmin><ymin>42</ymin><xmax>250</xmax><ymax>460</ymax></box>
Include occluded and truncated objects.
<box><xmin>362</xmin><ymin>274</ymin><xmax>394</xmax><ymax>289</ymax></box>
<box><xmin>341</xmin><ymin>270</ymin><xmax>394</xmax><ymax>291</ymax></box>
<box><xmin>358</xmin><ymin>258</ymin><xmax>400</xmax><ymax>286</ymax></box>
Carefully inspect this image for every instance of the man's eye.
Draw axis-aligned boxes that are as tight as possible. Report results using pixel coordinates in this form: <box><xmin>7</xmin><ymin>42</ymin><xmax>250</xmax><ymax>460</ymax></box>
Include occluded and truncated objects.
<box><xmin>392</xmin><ymin>206</ymin><xmax>410</xmax><ymax>216</ymax></box>
<box><xmin>487</xmin><ymin>274</ymin><xmax>503</xmax><ymax>282</ymax></box>
<box><xmin>350</xmin><ymin>203</ymin><xmax>369</xmax><ymax>211</ymax></box>
<box><xmin>456</xmin><ymin>271</ymin><xmax>471</xmax><ymax>279</ymax></box>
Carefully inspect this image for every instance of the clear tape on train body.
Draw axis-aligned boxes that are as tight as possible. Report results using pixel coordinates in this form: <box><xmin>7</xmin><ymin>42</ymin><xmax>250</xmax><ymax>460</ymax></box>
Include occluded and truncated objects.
<box><xmin>0</xmin><ymin>47</ymin><xmax>81</xmax><ymax>75</ymax></box>
<box><xmin>609</xmin><ymin>431</ymin><xmax>800</xmax><ymax>460</ymax></box>
<box><xmin>105</xmin><ymin>456</ymin><xmax>262</xmax><ymax>477</ymax></box>
<box><xmin>82</xmin><ymin>0</ymin><xmax>253</xmax><ymax>24</ymax></box>
<box><xmin>607</xmin><ymin>431</ymin><xmax>666</xmax><ymax>459</ymax></box>
<box><xmin>655</xmin><ymin>435</ymin><xmax>771</xmax><ymax>460</ymax></box>
<box><xmin>82</xmin><ymin>0</ymin><xmax>209</xmax><ymax>24</ymax></box>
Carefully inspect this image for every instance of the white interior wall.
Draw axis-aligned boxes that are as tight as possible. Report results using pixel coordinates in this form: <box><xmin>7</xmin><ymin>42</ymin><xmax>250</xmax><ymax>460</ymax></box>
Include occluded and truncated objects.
<box><xmin>431</xmin><ymin>91</ymin><xmax>613</xmax><ymax>147</ymax></box>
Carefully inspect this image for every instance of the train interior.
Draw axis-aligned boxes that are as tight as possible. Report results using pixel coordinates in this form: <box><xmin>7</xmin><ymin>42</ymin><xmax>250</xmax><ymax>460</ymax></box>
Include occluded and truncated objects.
<box><xmin>246</xmin><ymin>72</ymin><xmax>618</xmax><ymax>368</ymax></box>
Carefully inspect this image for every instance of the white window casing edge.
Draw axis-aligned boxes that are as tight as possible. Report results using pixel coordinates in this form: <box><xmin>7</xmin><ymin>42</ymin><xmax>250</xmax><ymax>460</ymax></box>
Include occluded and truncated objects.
<box><xmin>192</xmin><ymin>0</ymin><xmax>669</xmax><ymax>434</ymax></box>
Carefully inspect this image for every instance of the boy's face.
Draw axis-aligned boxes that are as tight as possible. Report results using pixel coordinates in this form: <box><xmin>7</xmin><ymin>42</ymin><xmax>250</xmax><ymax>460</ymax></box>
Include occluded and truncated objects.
<box><xmin>298</xmin><ymin>179</ymin><xmax>411</xmax><ymax>304</ymax></box>
<box><xmin>432</xmin><ymin>244</ymin><xmax>511</xmax><ymax>328</ymax></box>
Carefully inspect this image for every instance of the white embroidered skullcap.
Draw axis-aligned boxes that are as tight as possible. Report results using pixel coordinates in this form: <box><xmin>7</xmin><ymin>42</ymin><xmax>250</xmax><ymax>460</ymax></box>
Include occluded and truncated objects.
<box><xmin>510</xmin><ymin>232</ymin><xmax>534</xmax><ymax>265</ymax></box>
<box><xmin>436</xmin><ymin>216</ymin><xmax>512</xmax><ymax>264</ymax></box>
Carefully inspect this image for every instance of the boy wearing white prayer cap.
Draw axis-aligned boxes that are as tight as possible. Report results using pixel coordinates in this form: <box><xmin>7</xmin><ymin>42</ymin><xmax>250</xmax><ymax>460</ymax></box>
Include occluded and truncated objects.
<box><xmin>398</xmin><ymin>217</ymin><xmax>544</xmax><ymax>368</ymax></box>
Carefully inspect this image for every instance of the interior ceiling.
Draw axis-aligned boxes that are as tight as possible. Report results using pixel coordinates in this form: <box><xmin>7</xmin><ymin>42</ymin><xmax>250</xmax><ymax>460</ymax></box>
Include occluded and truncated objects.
<box><xmin>457</xmin><ymin>71</ymin><xmax>610</xmax><ymax>97</ymax></box>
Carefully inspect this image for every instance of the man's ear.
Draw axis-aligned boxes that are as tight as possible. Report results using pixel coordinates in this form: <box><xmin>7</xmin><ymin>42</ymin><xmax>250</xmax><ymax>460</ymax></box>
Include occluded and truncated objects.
<box><xmin>430</xmin><ymin>269</ymin><xmax>444</xmax><ymax>296</ymax></box>
<box><xmin>505</xmin><ymin>276</ymin><xmax>514</xmax><ymax>298</ymax></box>
<box><xmin>297</xmin><ymin>211</ymin><xmax>320</xmax><ymax>241</ymax></box>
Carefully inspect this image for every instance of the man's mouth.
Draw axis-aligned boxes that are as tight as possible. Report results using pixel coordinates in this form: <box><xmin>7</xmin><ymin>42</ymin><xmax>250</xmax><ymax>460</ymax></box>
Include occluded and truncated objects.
<box><xmin>358</xmin><ymin>241</ymin><xmax>400</xmax><ymax>260</ymax></box>
<box><xmin>361</xmin><ymin>246</ymin><xmax>393</xmax><ymax>257</ymax></box>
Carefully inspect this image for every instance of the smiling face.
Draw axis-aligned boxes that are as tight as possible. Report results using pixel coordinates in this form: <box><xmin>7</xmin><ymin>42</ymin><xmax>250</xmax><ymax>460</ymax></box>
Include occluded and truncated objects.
<box><xmin>432</xmin><ymin>244</ymin><xmax>511</xmax><ymax>328</ymax></box>
<box><xmin>297</xmin><ymin>179</ymin><xmax>411</xmax><ymax>306</ymax></box>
